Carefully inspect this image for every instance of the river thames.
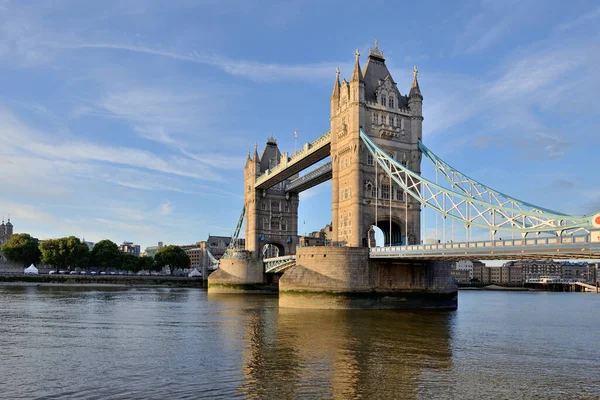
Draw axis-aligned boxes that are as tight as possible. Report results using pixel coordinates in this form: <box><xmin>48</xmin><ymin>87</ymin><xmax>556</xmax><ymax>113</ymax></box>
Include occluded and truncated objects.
<box><xmin>0</xmin><ymin>286</ymin><xmax>598</xmax><ymax>399</ymax></box>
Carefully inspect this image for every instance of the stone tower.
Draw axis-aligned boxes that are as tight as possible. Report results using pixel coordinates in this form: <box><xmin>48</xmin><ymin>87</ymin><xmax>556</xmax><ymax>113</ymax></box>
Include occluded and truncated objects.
<box><xmin>244</xmin><ymin>137</ymin><xmax>300</xmax><ymax>258</ymax></box>
<box><xmin>330</xmin><ymin>42</ymin><xmax>422</xmax><ymax>247</ymax></box>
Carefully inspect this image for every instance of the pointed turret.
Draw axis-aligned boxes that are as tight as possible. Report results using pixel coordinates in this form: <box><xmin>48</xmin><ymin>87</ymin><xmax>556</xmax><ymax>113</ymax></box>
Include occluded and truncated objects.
<box><xmin>331</xmin><ymin>67</ymin><xmax>340</xmax><ymax>99</ymax></box>
<box><xmin>409</xmin><ymin>66</ymin><xmax>422</xmax><ymax>99</ymax></box>
<box><xmin>351</xmin><ymin>49</ymin><xmax>363</xmax><ymax>82</ymax></box>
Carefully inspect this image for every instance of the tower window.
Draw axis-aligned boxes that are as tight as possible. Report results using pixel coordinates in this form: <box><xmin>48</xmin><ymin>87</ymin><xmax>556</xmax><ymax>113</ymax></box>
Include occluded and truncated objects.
<box><xmin>389</xmin><ymin>97</ymin><xmax>394</xmax><ymax>108</ymax></box>
<box><xmin>391</xmin><ymin>116</ymin><xmax>395</xmax><ymax>126</ymax></box>
<box><xmin>281</xmin><ymin>220</ymin><xmax>287</xmax><ymax>231</ymax></box>
<box><xmin>381</xmin><ymin>184</ymin><xmax>390</xmax><ymax>200</ymax></box>
<box><xmin>271</xmin><ymin>201</ymin><xmax>280</xmax><ymax>212</ymax></box>
<box><xmin>381</xmin><ymin>95</ymin><xmax>386</xmax><ymax>106</ymax></box>
<box><xmin>261</xmin><ymin>202</ymin><xmax>266</xmax><ymax>211</ymax></box>
<box><xmin>284</xmin><ymin>203</ymin><xmax>290</xmax><ymax>212</ymax></box>
<box><xmin>367</xmin><ymin>153</ymin><xmax>374</xmax><ymax>165</ymax></box>
<box><xmin>263</xmin><ymin>217</ymin><xmax>269</xmax><ymax>230</ymax></box>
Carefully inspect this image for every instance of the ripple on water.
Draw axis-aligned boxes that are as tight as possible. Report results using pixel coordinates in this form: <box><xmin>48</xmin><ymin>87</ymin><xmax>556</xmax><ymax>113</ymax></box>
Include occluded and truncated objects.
<box><xmin>0</xmin><ymin>287</ymin><xmax>599</xmax><ymax>399</ymax></box>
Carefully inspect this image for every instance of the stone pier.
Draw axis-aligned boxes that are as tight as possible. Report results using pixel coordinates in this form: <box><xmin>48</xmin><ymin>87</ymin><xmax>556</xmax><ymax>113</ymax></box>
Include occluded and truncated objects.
<box><xmin>279</xmin><ymin>246</ymin><xmax>457</xmax><ymax>309</ymax></box>
<box><xmin>207</xmin><ymin>253</ymin><xmax>274</xmax><ymax>294</ymax></box>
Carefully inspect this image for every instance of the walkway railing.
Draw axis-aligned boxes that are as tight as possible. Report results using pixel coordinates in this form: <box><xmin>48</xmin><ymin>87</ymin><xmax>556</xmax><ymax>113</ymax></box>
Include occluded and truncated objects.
<box><xmin>370</xmin><ymin>235</ymin><xmax>600</xmax><ymax>260</ymax></box>
<box><xmin>264</xmin><ymin>255</ymin><xmax>296</xmax><ymax>273</ymax></box>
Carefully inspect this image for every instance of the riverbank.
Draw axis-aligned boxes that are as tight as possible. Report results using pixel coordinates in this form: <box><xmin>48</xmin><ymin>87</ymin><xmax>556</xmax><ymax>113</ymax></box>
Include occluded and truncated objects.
<box><xmin>458</xmin><ymin>284</ymin><xmax>530</xmax><ymax>291</ymax></box>
<box><xmin>0</xmin><ymin>274</ymin><xmax>205</xmax><ymax>288</ymax></box>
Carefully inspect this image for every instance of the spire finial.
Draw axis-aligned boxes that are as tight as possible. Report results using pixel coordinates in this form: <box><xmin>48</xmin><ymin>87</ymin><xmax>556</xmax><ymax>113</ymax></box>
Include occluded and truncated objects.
<box><xmin>354</xmin><ymin>49</ymin><xmax>360</xmax><ymax>62</ymax></box>
<box><xmin>369</xmin><ymin>40</ymin><xmax>384</xmax><ymax>58</ymax></box>
<box><xmin>335</xmin><ymin>66</ymin><xmax>340</xmax><ymax>78</ymax></box>
<box><xmin>413</xmin><ymin>65</ymin><xmax>418</xmax><ymax>80</ymax></box>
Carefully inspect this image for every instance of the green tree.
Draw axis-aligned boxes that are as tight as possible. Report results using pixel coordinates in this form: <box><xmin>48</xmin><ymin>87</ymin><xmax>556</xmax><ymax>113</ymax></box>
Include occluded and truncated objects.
<box><xmin>121</xmin><ymin>253</ymin><xmax>139</xmax><ymax>273</ymax></box>
<box><xmin>155</xmin><ymin>245</ymin><xmax>190</xmax><ymax>275</ymax></box>
<box><xmin>62</xmin><ymin>236</ymin><xmax>90</xmax><ymax>270</ymax></box>
<box><xmin>39</xmin><ymin>237</ymin><xmax>90</xmax><ymax>271</ymax></box>
<box><xmin>137</xmin><ymin>255</ymin><xmax>155</xmax><ymax>274</ymax></box>
<box><xmin>1</xmin><ymin>233</ymin><xmax>41</xmax><ymax>268</ymax></box>
<box><xmin>91</xmin><ymin>240</ymin><xmax>121</xmax><ymax>270</ymax></box>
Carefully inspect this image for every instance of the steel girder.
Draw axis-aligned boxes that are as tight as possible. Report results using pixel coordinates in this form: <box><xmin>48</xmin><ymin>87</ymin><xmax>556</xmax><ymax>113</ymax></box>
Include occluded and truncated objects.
<box><xmin>360</xmin><ymin>130</ymin><xmax>595</xmax><ymax>236</ymax></box>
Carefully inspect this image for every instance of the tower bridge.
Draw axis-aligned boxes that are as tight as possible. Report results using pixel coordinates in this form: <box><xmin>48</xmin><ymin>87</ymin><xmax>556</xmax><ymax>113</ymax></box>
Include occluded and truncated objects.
<box><xmin>208</xmin><ymin>41</ymin><xmax>600</xmax><ymax>309</ymax></box>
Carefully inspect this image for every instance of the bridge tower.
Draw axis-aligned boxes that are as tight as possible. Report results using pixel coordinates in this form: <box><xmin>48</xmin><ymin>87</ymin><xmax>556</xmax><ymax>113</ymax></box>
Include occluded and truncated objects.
<box><xmin>330</xmin><ymin>42</ymin><xmax>422</xmax><ymax>247</ymax></box>
<box><xmin>244</xmin><ymin>136</ymin><xmax>300</xmax><ymax>259</ymax></box>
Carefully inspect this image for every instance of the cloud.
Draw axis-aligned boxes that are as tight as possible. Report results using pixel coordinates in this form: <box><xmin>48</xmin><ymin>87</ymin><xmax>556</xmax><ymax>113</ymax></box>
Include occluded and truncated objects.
<box><xmin>158</xmin><ymin>201</ymin><xmax>173</xmax><ymax>216</ymax></box>
<box><xmin>62</xmin><ymin>42</ymin><xmax>339</xmax><ymax>83</ymax></box>
<box><xmin>554</xmin><ymin>7</ymin><xmax>600</xmax><ymax>33</ymax></box>
<box><xmin>0</xmin><ymin>106</ymin><xmax>225</xmax><ymax>181</ymax></box>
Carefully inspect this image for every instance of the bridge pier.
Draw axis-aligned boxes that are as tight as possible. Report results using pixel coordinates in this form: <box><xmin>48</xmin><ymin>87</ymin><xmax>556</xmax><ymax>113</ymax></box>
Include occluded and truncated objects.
<box><xmin>279</xmin><ymin>247</ymin><xmax>457</xmax><ymax>310</ymax></box>
<box><xmin>207</xmin><ymin>253</ymin><xmax>275</xmax><ymax>293</ymax></box>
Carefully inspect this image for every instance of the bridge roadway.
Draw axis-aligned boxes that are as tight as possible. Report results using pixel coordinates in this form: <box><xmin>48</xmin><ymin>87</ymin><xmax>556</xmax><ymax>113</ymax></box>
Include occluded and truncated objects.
<box><xmin>255</xmin><ymin>131</ymin><xmax>331</xmax><ymax>190</ymax></box>
<box><xmin>370</xmin><ymin>235</ymin><xmax>600</xmax><ymax>261</ymax></box>
<box><xmin>264</xmin><ymin>235</ymin><xmax>600</xmax><ymax>272</ymax></box>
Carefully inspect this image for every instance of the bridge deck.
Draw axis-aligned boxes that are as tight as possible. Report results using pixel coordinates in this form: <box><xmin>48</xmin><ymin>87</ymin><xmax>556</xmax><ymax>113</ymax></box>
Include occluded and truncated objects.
<box><xmin>285</xmin><ymin>162</ymin><xmax>332</xmax><ymax>193</ymax></box>
<box><xmin>255</xmin><ymin>131</ymin><xmax>331</xmax><ymax>190</ymax></box>
<box><xmin>370</xmin><ymin>236</ymin><xmax>600</xmax><ymax>261</ymax></box>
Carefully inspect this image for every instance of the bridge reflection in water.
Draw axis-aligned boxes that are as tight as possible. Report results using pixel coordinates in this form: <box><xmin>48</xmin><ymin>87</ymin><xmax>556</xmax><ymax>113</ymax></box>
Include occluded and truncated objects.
<box><xmin>226</xmin><ymin>297</ymin><xmax>454</xmax><ymax>399</ymax></box>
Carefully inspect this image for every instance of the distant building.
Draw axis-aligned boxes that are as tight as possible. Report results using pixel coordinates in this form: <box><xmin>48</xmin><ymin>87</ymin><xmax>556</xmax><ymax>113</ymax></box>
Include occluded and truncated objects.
<box><xmin>198</xmin><ymin>236</ymin><xmax>237</xmax><ymax>260</ymax></box>
<box><xmin>83</xmin><ymin>241</ymin><xmax>95</xmax><ymax>251</ymax></box>
<box><xmin>120</xmin><ymin>241</ymin><xmax>141</xmax><ymax>257</ymax></box>
<box><xmin>561</xmin><ymin>261</ymin><xmax>591</xmax><ymax>282</ymax></box>
<box><xmin>185</xmin><ymin>247</ymin><xmax>206</xmax><ymax>268</ymax></box>
<box><xmin>510</xmin><ymin>260</ymin><xmax>562</xmax><ymax>281</ymax></box>
<box><xmin>0</xmin><ymin>217</ymin><xmax>14</xmax><ymax>263</ymax></box>
<box><xmin>143</xmin><ymin>241</ymin><xmax>164</xmax><ymax>257</ymax></box>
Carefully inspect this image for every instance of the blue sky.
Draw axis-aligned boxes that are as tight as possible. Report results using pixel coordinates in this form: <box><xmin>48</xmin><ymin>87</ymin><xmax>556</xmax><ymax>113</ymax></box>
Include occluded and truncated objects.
<box><xmin>1</xmin><ymin>0</ymin><xmax>599</xmax><ymax>251</ymax></box>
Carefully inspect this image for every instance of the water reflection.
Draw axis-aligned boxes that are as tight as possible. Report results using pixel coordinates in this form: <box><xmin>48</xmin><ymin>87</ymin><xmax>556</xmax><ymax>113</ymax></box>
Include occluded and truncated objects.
<box><xmin>224</xmin><ymin>295</ymin><xmax>454</xmax><ymax>399</ymax></box>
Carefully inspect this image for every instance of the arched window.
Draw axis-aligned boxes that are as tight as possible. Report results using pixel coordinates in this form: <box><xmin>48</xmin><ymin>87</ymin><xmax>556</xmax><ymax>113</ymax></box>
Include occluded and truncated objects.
<box><xmin>381</xmin><ymin>95</ymin><xmax>386</xmax><ymax>106</ymax></box>
<box><xmin>389</xmin><ymin>97</ymin><xmax>394</xmax><ymax>108</ymax></box>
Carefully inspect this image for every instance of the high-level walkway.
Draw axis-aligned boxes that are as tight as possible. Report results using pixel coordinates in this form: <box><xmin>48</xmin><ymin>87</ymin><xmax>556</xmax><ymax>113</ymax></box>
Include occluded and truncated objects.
<box><xmin>254</xmin><ymin>131</ymin><xmax>331</xmax><ymax>190</ymax></box>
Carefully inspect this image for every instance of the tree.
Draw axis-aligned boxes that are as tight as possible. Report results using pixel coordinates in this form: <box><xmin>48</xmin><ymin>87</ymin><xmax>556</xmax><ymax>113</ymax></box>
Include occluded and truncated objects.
<box><xmin>1</xmin><ymin>233</ymin><xmax>41</xmax><ymax>268</ymax></box>
<box><xmin>39</xmin><ymin>237</ymin><xmax>90</xmax><ymax>271</ymax></box>
<box><xmin>137</xmin><ymin>255</ymin><xmax>155</xmax><ymax>274</ymax></box>
<box><xmin>155</xmin><ymin>245</ymin><xmax>190</xmax><ymax>275</ymax></box>
<box><xmin>91</xmin><ymin>240</ymin><xmax>122</xmax><ymax>270</ymax></box>
<box><xmin>121</xmin><ymin>253</ymin><xmax>139</xmax><ymax>273</ymax></box>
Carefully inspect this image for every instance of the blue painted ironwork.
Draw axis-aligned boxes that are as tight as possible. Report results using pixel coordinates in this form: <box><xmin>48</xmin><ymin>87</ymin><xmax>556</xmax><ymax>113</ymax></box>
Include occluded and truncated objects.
<box><xmin>360</xmin><ymin>129</ymin><xmax>596</xmax><ymax>236</ymax></box>
<box><xmin>370</xmin><ymin>234</ymin><xmax>600</xmax><ymax>260</ymax></box>
<box><xmin>264</xmin><ymin>255</ymin><xmax>296</xmax><ymax>273</ymax></box>
<box><xmin>223</xmin><ymin>206</ymin><xmax>245</xmax><ymax>259</ymax></box>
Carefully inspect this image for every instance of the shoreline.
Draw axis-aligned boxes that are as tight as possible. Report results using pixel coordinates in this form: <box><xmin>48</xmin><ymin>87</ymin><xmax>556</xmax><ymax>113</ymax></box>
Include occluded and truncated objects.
<box><xmin>0</xmin><ymin>274</ymin><xmax>206</xmax><ymax>288</ymax></box>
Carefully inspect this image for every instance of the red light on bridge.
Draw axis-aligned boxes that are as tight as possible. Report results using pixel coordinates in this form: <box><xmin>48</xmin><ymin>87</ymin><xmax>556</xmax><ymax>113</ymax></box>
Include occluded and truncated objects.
<box><xmin>594</xmin><ymin>214</ymin><xmax>600</xmax><ymax>226</ymax></box>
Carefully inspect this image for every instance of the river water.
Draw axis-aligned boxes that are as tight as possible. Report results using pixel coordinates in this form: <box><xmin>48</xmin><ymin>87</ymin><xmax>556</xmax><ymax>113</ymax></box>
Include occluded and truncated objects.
<box><xmin>0</xmin><ymin>286</ymin><xmax>598</xmax><ymax>399</ymax></box>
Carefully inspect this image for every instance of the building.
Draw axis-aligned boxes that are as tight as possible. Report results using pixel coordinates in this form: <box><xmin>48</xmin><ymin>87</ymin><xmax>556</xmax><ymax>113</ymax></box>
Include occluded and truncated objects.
<box><xmin>299</xmin><ymin>223</ymin><xmax>334</xmax><ymax>248</ymax></box>
<box><xmin>0</xmin><ymin>217</ymin><xmax>14</xmax><ymax>263</ymax></box>
<box><xmin>198</xmin><ymin>236</ymin><xmax>242</xmax><ymax>260</ymax></box>
<box><xmin>186</xmin><ymin>247</ymin><xmax>203</xmax><ymax>268</ymax></box>
<box><xmin>143</xmin><ymin>241</ymin><xmax>164</xmax><ymax>257</ymax></box>
<box><xmin>120</xmin><ymin>241</ymin><xmax>141</xmax><ymax>257</ymax></box>
<box><xmin>561</xmin><ymin>261</ymin><xmax>591</xmax><ymax>282</ymax></box>
<box><xmin>328</xmin><ymin>42</ymin><xmax>423</xmax><ymax>247</ymax></box>
<box><xmin>510</xmin><ymin>260</ymin><xmax>562</xmax><ymax>281</ymax></box>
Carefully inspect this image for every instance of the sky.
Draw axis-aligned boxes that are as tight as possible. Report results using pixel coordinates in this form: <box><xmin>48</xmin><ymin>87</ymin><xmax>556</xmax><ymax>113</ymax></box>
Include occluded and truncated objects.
<box><xmin>1</xmin><ymin>0</ymin><xmax>599</xmax><ymax>252</ymax></box>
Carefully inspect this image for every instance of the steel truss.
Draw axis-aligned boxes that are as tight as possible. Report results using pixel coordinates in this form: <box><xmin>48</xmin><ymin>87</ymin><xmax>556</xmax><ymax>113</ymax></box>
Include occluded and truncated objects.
<box><xmin>223</xmin><ymin>206</ymin><xmax>245</xmax><ymax>259</ymax></box>
<box><xmin>360</xmin><ymin>130</ymin><xmax>595</xmax><ymax>236</ymax></box>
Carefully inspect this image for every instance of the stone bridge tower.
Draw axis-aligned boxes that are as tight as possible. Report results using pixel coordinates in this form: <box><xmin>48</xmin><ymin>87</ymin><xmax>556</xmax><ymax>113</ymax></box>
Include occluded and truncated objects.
<box><xmin>330</xmin><ymin>42</ymin><xmax>422</xmax><ymax>247</ymax></box>
<box><xmin>244</xmin><ymin>137</ymin><xmax>300</xmax><ymax>258</ymax></box>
